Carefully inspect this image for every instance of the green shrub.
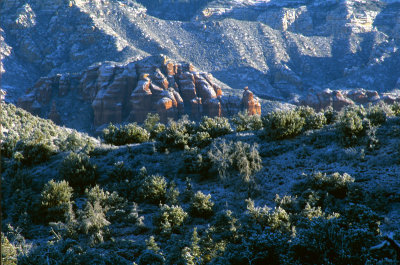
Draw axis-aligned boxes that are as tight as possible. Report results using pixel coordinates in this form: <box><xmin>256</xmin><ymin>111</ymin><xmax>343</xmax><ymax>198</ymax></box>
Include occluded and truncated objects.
<box><xmin>391</xmin><ymin>102</ymin><xmax>400</xmax><ymax>116</ymax></box>
<box><xmin>15</xmin><ymin>141</ymin><xmax>54</xmax><ymax>166</ymax></box>
<box><xmin>309</xmin><ymin>172</ymin><xmax>355</xmax><ymax>199</ymax></box>
<box><xmin>367</xmin><ymin>104</ymin><xmax>387</xmax><ymax>126</ymax></box>
<box><xmin>182</xmin><ymin>147</ymin><xmax>206</xmax><ymax>174</ymax></box>
<box><xmin>144</xmin><ymin>113</ymin><xmax>161</xmax><ymax>132</ymax></box>
<box><xmin>188</xmin><ymin>131</ymin><xmax>212</xmax><ymax>148</ymax></box>
<box><xmin>324</xmin><ymin>106</ymin><xmax>338</xmax><ymax>124</ymax></box>
<box><xmin>60</xmin><ymin>152</ymin><xmax>98</xmax><ymax>193</ymax></box>
<box><xmin>1</xmin><ymin>233</ymin><xmax>17</xmax><ymax>265</ymax></box>
<box><xmin>232</xmin><ymin>111</ymin><xmax>263</xmax><ymax>132</ymax></box>
<box><xmin>155</xmin><ymin>118</ymin><xmax>193</xmax><ymax>151</ymax></box>
<box><xmin>154</xmin><ymin>205</ymin><xmax>188</xmax><ymax>235</ymax></box>
<box><xmin>108</xmin><ymin>161</ymin><xmax>133</xmax><ymax>182</ymax></box>
<box><xmin>296</xmin><ymin>106</ymin><xmax>327</xmax><ymax>130</ymax></box>
<box><xmin>78</xmin><ymin>201</ymin><xmax>110</xmax><ymax>245</ymax></box>
<box><xmin>139</xmin><ymin>174</ymin><xmax>167</xmax><ymax>204</ymax></box>
<box><xmin>190</xmin><ymin>191</ymin><xmax>214</xmax><ymax>218</ymax></box>
<box><xmin>144</xmin><ymin>113</ymin><xmax>166</xmax><ymax>140</ymax></box>
<box><xmin>262</xmin><ymin>109</ymin><xmax>305</xmax><ymax>140</ymax></box>
<box><xmin>1</xmin><ymin>136</ymin><xmax>18</xmax><ymax>159</ymax></box>
<box><xmin>246</xmin><ymin>199</ymin><xmax>292</xmax><ymax>233</ymax></box>
<box><xmin>59</xmin><ymin>131</ymin><xmax>89</xmax><ymax>152</ymax></box>
<box><xmin>41</xmin><ymin>180</ymin><xmax>73</xmax><ymax>222</ymax></box>
<box><xmin>206</xmin><ymin>140</ymin><xmax>262</xmax><ymax>183</ymax></box>
<box><xmin>198</xmin><ymin>116</ymin><xmax>232</xmax><ymax>138</ymax></box>
<box><xmin>103</xmin><ymin>123</ymin><xmax>150</xmax><ymax>146</ymax></box>
<box><xmin>213</xmin><ymin>210</ymin><xmax>240</xmax><ymax>241</ymax></box>
<box><xmin>337</xmin><ymin>106</ymin><xmax>366</xmax><ymax>146</ymax></box>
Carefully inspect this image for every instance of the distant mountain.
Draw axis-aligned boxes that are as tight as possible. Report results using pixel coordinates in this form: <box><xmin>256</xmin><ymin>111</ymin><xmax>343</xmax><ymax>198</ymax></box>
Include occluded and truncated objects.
<box><xmin>1</xmin><ymin>0</ymin><xmax>400</xmax><ymax>126</ymax></box>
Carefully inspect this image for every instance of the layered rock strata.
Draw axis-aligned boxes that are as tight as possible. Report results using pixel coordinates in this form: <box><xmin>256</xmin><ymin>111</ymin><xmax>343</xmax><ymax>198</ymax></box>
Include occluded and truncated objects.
<box><xmin>17</xmin><ymin>56</ymin><xmax>261</xmax><ymax>129</ymax></box>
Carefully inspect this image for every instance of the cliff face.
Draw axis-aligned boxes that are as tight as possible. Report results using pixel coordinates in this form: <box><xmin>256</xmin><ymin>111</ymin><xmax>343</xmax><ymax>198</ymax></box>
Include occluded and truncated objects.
<box><xmin>17</xmin><ymin>56</ymin><xmax>260</xmax><ymax>130</ymax></box>
<box><xmin>2</xmin><ymin>0</ymin><xmax>400</xmax><ymax>129</ymax></box>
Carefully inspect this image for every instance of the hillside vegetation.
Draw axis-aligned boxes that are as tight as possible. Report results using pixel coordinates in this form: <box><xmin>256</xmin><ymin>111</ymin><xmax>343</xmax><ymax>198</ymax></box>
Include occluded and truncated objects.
<box><xmin>1</xmin><ymin>102</ymin><xmax>400</xmax><ymax>264</ymax></box>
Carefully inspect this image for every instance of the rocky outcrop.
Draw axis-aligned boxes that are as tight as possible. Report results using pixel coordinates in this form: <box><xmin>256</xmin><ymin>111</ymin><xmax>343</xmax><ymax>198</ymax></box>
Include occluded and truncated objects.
<box><xmin>298</xmin><ymin>88</ymin><xmax>400</xmax><ymax>111</ymax></box>
<box><xmin>242</xmin><ymin>87</ymin><xmax>261</xmax><ymax>115</ymax></box>
<box><xmin>17</xmin><ymin>56</ymin><xmax>261</xmax><ymax>130</ymax></box>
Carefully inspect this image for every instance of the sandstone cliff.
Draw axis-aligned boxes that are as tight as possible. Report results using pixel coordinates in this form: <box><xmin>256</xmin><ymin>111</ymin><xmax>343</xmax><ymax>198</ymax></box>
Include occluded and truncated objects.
<box><xmin>17</xmin><ymin>56</ymin><xmax>261</xmax><ymax>130</ymax></box>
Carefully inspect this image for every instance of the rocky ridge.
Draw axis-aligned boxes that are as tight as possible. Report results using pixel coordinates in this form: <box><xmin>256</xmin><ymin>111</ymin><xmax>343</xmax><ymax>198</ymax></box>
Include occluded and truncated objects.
<box><xmin>2</xmin><ymin>0</ymin><xmax>400</xmax><ymax>130</ymax></box>
<box><xmin>17</xmin><ymin>56</ymin><xmax>261</xmax><ymax>131</ymax></box>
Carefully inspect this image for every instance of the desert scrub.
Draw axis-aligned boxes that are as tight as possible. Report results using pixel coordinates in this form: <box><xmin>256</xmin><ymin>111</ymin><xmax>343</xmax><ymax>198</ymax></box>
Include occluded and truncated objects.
<box><xmin>296</xmin><ymin>106</ymin><xmax>327</xmax><ymax>131</ymax></box>
<box><xmin>78</xmin><ymin>201</ymin><xmax>110</xmax><ymax>245</ymax></box>
<box><xmin>309</xmin><ymin>172</ymin><xmax>355</xmax><ymax>199</ymax></box>
<box><xmin>41</xmin><ymin>180</ymin><xmax>73</xmax><ymax>222</ymax></box>
<box><xmin>102</xmin><ymin>123</ymin><xmax>150</xmax><ymax>145</ymax></box>
<box><xmin>143</xmin><ymin>113</ymin><xmax>166</xmax><ymax>139</ymax></box>
<box><xmin>1</xmin><ymin>233</ymin><xmax>17</xmax><ymax>265</ymax></box>
<box><xmin>153</xmin><ymin>204</ymin><xmax>188</xmax><ymax>235</ymax></box>
<box><xmin>206</xmin><ymin>140</ymin><xmax>262</xmax><ymax>183</ymax></box>
<box><xmin>59</xmin><ymin>152</ymin><xmax>98</xmax><ymax>193</ymax></box>
<box><xmin>245</xmin><ymin>199</ymin><xmax>292</xmax><ymax>233</ymax></box>
<box><xmin>139</xmin><ymin>174</ymin><xmax>167</xmax><ymax>204</ymax></box>
<box><xmin>198</xmin><ymin>116</ymin><xmax>232</xmax><ymax>138</ymax></box>
<box><xmin>189</xmin><ymin>191</ymin><xmax>214</xmax><ymax>218</ymax></box>
<box><xmin>108</xmin><ymin>161</ymin><xmax>133</xmax><ymax>182</ymax></box>
<box><xmin>324</xmin><ymin>106</ymin><xmax>339</xmax><ymax>124</ymax></box>
<box><xmin>155</xmin><ymin>116</ymin><xmax>195</xmax><ymax>151</ymax></box>
<box><xmin>188</xmin><ymin>131</ymin><xmax>212</xmax><ymax>148</ymax></box>
<box><xmin>14</xmin><ymin>141</ymin><xmax>55</xmax><ymax>166</ymax></box>
<box><xmin>232</xmin><ymin>110</ymin><xmax>263</xmax><ymax>132</ymax></box>
<box><xmin>262</xmin><ymin>109</ymin><xmax>305</xmax><ymax>140</ymax></box>
<box><xmin>337</xmin><ymin>106</ymin><xmax>367</xmax><ymax>146</ymax></box>
<box><xmin>366</xmin><ymin>104</ymin><xmax>388</xmax><ymax>126</ymax></box>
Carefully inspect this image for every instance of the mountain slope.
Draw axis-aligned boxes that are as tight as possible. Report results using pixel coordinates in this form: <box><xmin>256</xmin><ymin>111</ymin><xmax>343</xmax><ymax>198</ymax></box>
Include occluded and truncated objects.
<box><xmin>2</xmin><ymin>0</ymin><xmax>400</xmax><ymax>104</ymax></box>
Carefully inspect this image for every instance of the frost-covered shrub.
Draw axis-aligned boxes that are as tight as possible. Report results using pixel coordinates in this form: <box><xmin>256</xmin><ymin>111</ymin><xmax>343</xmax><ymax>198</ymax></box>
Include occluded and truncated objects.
<box><xmin>154</xmin><ymin>205</ymin><xmax>188</xmax><ymax>235</ymax></box>
<box><xmin>155</xmin><ymin>118</ymin><xmax>194</xmax><ymax>151</ymax></box>
<box><xmin>308</xmin><ymin>172</ymin><xmax>355</xmax><ymax>199</ymax></box>
<box><xmin>15</xmin><ymin>141</ymin><xmax>54</xmax><ymax>166</ymax></box>
<box><xmin>60</xmin><ymin>152</ymin><xmax>98</xmax><ymax>193</ymax></box>
<box><xmin>245</xmin><ymin>199</ymin><xmax>292</xmax><ymax>233</ymax></box>
<box><xmin>232</xmin><ymin>111</ymin><xmax>263</xmax><ymax>132</ymax></box>
<box><xmin>337</xmin><ymin>106</ymin><xmax>366</xmax><ymax>146</ymax></box>
<box><xmin>391</xmin><ymin>102</ymin><xmax>400</xmax><ymax>116</ymax></box>
<box><xmin>1</xmin><ymin>136</ymin><xmax>18</xmax><ymax>159</ymax></box>
<box><xmin>41</xmin><ymin>180</ymin><xmax>73</xmax><ymax>222</ymax></box>
<box><xmin>188</xmin><ymin>131</ymin><xmax>212</xmax><ymax>148</ymax></box>
<box><xmin>206</xmin><ymin>140</ymin><xmax>262</xmax><ymax>183</ymax></box>
<box><xmin>102</xmin><ymin>123</ymin><xmax>150</xmax><ymax>146</ymax></box>
<box><xmin>1</xmin><ymin>233</ymin><xmax>17</xmax><ymax>265</ymax></box>
<box><xmin>139</xmin><ymin>174</ymin><xmax>167</xmax><ymax>204</ymax></box>
<box><xmin>198</xmin><ymin>116</ymin><xmax>232</xmax><ymax>138</ymax></box>
<box><xmin>262</xmin><ymin>109</ymin><xmax>305</xmax><ymax>140</ymax></box>
<box><xmin>78</xmin><ymin>201</ymin><xmax>110</xmax><ymax>245</ymax></box>
<box><xmin>296</xmin><ymin>106</ymin><xmax>327</xmax><ymax>130</ymax></box>
<box><xmin>367</xmin><ymin>104</ymin><xmax>387</xmax><ymax>126</ymax></box>
<box><xmin>190</xmin><ymin>191</ymin><xmax>214</xmax><ymax>218</ymax></box>
<box><xmin>213</xmin><ymin>210</ymin><xmax>240</xmax><ymax>242</ymax></box>
<box><xmin>182</xmin><ymin>147</ymin><xmax>206</xmax><ymax>174</ymax></box>
<box><xmin>144</xmin><ymin>113</ymin><xmax>166</xmax><ymax>140</ymax></box>
<box><xmin>108</xmin><ymin>161</ymin><xmax>133</xmax><ymax>182</ymax></box>
<box><xmin>59</xmin><ymin>131</ymin><xmax>89</xmax><ymax>152</ymax></box>
<box><xmin>324</xmin><ymin>106</ymin><xmax>338</xmax><ymax>124</ymax></box>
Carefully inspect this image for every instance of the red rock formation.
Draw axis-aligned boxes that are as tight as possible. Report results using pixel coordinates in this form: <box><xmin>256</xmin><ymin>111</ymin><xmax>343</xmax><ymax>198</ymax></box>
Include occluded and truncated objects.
<box><xmin>17</xmin><ymin>56</ymin><xmax>263</xmax><ymax>130</ymax></box>
<box><xmin>242</xmin><ymin>87</ymin><xmax>261</xmax><ymax>115</ymax></box>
